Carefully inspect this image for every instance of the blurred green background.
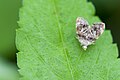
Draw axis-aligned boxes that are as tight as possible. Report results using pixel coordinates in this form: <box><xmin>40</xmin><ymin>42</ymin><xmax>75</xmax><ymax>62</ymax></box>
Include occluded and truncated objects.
<box><xmin>0</xmin><ymin>0</ymin><xmax>120</xmax><ymax>80</ymax></box>
<box><xmin>0</xmin><ymin>0</ymin><xmax>21</xmax><ymax>80</ymax></box>
<box><xmin>0</xmin><ymin>0</ymin><xmax>21</xmax><ymax>61</ymax></box>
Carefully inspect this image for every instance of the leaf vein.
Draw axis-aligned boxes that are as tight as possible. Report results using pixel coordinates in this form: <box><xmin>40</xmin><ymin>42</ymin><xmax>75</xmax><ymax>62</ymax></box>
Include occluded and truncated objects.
<box><xmin>53</xmin><ymin>0</ymin><xmax>74</xmax><ymax>80</ymax></box>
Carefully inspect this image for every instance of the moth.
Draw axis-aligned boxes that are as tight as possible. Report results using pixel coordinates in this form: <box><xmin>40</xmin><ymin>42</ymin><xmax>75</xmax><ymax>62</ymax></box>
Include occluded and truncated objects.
<box><xmin>76</xmin><ymin>17</ymin><xmax>105</xmax><ymax>50</ymax></box>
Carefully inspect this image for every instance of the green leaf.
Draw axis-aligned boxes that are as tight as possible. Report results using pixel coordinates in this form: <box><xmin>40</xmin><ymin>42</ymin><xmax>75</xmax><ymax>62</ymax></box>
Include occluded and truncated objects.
<box><xmin>16</xmin><ymin>0</ymin><xmax>120</xmax><ymax>80</ymax></box>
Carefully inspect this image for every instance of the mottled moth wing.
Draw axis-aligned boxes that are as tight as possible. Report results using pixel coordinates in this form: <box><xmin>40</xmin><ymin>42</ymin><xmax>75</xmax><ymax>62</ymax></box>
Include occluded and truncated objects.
<box><xmin>91</xmin><ymin>22</ymin><xmax>105</xmax><ymax>39</ymax></box>
<box><xmin>76</xmin><ymin>17</ymin><xmax>89</xmax><ymax>34</ymax></box>
<box><xmin>76</xmin><ymin>17</ymin><xmax>90</xmax><ymax>50</ymax></box>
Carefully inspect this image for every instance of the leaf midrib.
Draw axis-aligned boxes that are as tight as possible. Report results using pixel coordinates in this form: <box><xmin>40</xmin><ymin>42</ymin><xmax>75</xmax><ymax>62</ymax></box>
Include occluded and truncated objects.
<box><xmin>52</xmin><ymin>0</ymin><xmax>74</xmax><ymax>80</ymax></box>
